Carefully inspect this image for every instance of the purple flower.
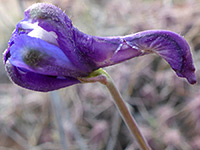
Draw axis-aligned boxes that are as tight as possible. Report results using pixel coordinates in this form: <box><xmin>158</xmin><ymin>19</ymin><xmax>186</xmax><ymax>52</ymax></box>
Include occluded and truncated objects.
<box><xmin>3</xmin><ymin>3</ymin><xmax>196</xmax><ymax>92</ymax></box>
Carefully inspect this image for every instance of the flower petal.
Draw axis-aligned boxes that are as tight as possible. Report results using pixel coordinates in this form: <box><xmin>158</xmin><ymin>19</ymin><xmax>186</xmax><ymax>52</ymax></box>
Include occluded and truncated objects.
<box><xmin>76</xmin><ymin>30</ymin><xmax>196</xmax><ymax>84</ymax></box>
<box><xmin>24</xmin><ymin>3</ymin><xmax>92</xmax><ymax>73</ymax></box>
<box><xmin>3</xmin><ymin>3</ymin><xmax>196</xmax><ymax>93</ymax></box>
<box><xmin>8</xmin><ymin>34</ymin><xmax>81</xmax><ymax>77</ymax></box>
<box><xmin>123</xmin><ymin>30</ymin><xmax>196</xmax><ymax>84</ymax></box>
<box><xmin>5</xmin><ymin>62</ymin><xmax>80</xmax><ymax>92</ymax></box>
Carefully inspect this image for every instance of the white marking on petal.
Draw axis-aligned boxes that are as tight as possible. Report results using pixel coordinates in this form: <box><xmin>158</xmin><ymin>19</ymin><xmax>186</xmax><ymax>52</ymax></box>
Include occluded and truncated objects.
<box><xmin>114</xmin><ymin>43</ymin><xmax>123</xmax><ymax>54</ymax></box>
<box><xmin>20</xmin><ymin>21</ymin><xmax>58</xmax><ymax>45</ymax></box>
<box><xmin>114</xmin><ymin>38</ymin><xmax>123</xmax><ymax>54</ymax></box>
<box><xmin>114</xmin><ymin>39</ymin><xmax>141</xmax><ymax>54</ymax></box>
<box><xmin>20</xmin><ymin>21</ymin><xmax>38</xmax><ymax>29</ymax></box>
<box><xmin>28</xmin><ymin>27</ymin><xmax>58</xmax><ymax>45</ymax></box>
<box><xmin>126</xmin><ymin>41</ymin><xmax>139</xmax><ymax>50</ymax></box>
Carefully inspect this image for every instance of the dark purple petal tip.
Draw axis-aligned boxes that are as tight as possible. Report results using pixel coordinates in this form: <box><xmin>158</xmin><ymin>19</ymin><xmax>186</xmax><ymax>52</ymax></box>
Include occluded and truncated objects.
<box><xmin>3</xmin><ymin>3</ymin><xmax>196</xmax><ymax>92</ymax></box>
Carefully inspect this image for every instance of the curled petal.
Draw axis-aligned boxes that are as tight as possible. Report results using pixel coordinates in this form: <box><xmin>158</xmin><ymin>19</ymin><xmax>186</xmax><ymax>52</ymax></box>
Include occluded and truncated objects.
<box><xmin>123</xmin><ymin>30</ymin><xmax>196</xmax><ymax>84</ymax></box>
<box><xmin>76</xmin><ymin>30</ymin><xmax>196</xmax><ymax>84</ymax></box>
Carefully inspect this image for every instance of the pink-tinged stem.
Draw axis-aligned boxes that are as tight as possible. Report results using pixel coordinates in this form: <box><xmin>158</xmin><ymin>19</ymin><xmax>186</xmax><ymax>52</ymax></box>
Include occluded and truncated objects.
<box><xmin>78</xmin><ymin>69</ymin><xmax>151</xmax><ymax>150</ymax></box>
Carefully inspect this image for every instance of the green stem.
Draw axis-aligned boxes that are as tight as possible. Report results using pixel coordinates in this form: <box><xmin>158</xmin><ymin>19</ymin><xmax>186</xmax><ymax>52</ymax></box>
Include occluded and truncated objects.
<box><xmin>78</xmin><ymin>69</ymin><xmax>151</xmax><ymax>150</ymax></box>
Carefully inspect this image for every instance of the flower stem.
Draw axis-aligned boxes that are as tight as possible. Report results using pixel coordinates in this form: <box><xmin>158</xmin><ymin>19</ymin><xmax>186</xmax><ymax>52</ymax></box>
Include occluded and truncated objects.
<box><xmin>78</xmin><ymin>69</ymin><xmax>151</xmax><ymax>150</ymax></box>
<box><xmin>50</xmin><ymin>91</ymin><xmax>68</xmax><ymax>150</ymax></box>
<box><xmin>103</xmin><ymin>74</ymin><xmax>151</xmax><ymax>150</ymax></box>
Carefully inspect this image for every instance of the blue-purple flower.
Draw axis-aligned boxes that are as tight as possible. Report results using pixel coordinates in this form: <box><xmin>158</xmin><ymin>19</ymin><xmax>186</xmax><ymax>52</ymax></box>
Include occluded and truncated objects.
<box><xmin>3</xmin><ymin>3</ymin><xmax>196</xmax><ymax>92</ymax></box>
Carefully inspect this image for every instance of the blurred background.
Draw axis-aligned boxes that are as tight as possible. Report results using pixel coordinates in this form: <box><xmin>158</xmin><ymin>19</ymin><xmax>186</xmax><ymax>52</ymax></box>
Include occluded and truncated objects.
<box><xmin>1</xmin><ymin>0</ymin><xmax>200</xmax><ymax>150</ymax></box>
